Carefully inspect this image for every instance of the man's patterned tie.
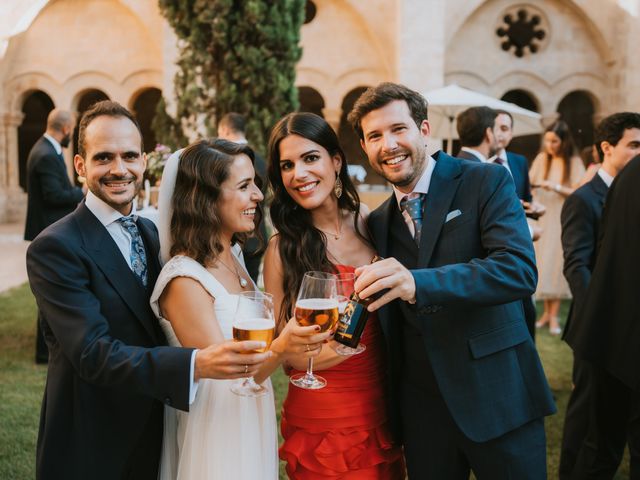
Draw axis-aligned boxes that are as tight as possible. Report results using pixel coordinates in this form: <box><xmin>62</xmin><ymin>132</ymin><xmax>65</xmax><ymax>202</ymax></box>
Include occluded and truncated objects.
<box><xmin>117</xmin><ymin>216</ymin><xmax>148</xmax><ymax>287</ymax></box>
<box><xmin>400</xmin><ymin>193</ymin><xmax>425</xmax><ymax>244</ymax></box>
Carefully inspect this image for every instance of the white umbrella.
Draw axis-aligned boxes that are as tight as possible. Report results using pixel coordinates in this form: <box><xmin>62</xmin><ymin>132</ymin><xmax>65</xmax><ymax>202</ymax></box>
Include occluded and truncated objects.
<box><xmin>423</xmin><ymin>84</ymin><xmax>543</xmax><ymax>154</ymax></box>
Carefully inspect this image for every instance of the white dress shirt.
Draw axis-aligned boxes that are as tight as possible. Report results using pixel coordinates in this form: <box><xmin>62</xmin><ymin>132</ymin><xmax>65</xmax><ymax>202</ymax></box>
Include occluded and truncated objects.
<box><xmin>393</xmin><ymin>155</ymin><xmax>436</xmax><ymax>236</ymax></box>
<box><xmin>43</xmin><ymin>133</ymin><xmax>63</xmax><ymax>155</ymax></box>
<box><xmin>493</xmin><ymin>149</ymin><xmax>514</xmax><ymax>177</ymax></box>
<box><xmin>597</xmin><ymin>167</ymin><xmax>614</xmax><ymax>188</ymax></box>
<box><xmin>85</xmin><ymin>192</ymin><xmax>198</xmax><ymax>403</ymax></box>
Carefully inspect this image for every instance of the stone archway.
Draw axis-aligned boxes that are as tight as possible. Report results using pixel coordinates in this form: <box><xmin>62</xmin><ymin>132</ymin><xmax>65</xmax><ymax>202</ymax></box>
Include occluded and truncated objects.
<box><xmin>337</xmin><ymin>87</ymin><xmax>376</xmax><ymax>183</ymax></box>
<box><xmin>298</xmin><ymin>86</ymin><xmax>326</xmax><ymax>119</ymax></box>
<box><xmin>130</xmin><ymin>87</ymin><xmax>162</xmax><ymax>153</ymax></box>
<box><xmin>501</xmin><ymin>89</ymin><xmax>541</xmax><ymax>162</ymax></box>
<box><xmin>557</xmin><ymin>90</ymin><xmax>595</xmax><ymax>150</ymax></box>
<box><xmin>18</xmin><ymin>90</ymin><xmax>55</xmax><ymax>191</ymax></box>
<box><xmin>72</xmin><ymin>89</ymin><xmax>110</xmax><ymax>158</ymax></box>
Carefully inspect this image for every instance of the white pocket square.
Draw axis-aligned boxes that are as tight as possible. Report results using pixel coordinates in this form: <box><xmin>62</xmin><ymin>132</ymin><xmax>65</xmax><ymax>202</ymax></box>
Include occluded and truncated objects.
<box><xmin>445</xmin><ymin>209</ymin><xmax>462</xmax><ymax>223</ymax></box>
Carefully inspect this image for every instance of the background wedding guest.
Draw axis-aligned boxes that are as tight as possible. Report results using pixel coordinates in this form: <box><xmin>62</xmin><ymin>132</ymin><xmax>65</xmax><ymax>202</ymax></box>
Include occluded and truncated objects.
<box><xmin>456</xmin><ymin>106</ymin><xmax>539</xmax><ymax>338</ymax></box>
<box><xmin>529</xmin><ymin>120</ymin><xmax>585</xmax><ymax>335</ymax></box>
<box><xmin>26</xmin><ymin>101</ymin><xmax>271</xmax><ymax>480</ymax></box>
<box><xmin>23</xmin><ymin>108</ymin><xmax>84</xmax><ymax>364</ymax></box>
<box><xmin>560</xmin><ymin>113</ymin><xmax>640</xmax><ymax>479</ymax></box>
<box><xmin>217</xmin><ymin>112</ymin><xmax>267</xmax><ymax>283</ymax></box>
<box><xmin>578</xmin><ymin>144</ymin><xmax>602</xmax><ymax>187</ymax></box>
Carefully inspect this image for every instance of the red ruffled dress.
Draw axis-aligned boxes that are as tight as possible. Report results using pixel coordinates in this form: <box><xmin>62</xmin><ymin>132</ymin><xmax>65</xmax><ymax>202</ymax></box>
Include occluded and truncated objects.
<box><xmin>279</xmin><ymin>265</ymin><xmax>405</xmax><ymax>479</ymax></box>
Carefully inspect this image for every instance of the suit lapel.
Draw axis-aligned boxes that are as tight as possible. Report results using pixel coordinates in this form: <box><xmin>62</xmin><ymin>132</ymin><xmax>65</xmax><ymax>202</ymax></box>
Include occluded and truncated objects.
<box><xmin>418</xmin><ymin>152</ymin><xmax>463</xmax><ymax>266</ymax></box>
<box><xmin>75</xmin><ymin>204</ymin><xmax>160</xmax><ymax>342</ymax></box>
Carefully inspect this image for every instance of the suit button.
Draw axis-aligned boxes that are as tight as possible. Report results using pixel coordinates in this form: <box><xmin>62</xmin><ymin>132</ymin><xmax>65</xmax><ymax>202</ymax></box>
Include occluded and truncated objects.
<box><xmin>164</xmin><ymin>397</ymin><xmax>172</xmax><ymax>406</ymax></box>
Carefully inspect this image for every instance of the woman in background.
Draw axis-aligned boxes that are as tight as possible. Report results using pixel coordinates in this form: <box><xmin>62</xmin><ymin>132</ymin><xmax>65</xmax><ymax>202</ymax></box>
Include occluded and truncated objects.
<box><xmin>264</xmin><ymin>112</ymin><xmax>405</xmax><ymax>479</ymax></box>
<box><xmin>529</xmin><ymin>120</ymin><xmax>585</xmax><ymax>335</ymax></box>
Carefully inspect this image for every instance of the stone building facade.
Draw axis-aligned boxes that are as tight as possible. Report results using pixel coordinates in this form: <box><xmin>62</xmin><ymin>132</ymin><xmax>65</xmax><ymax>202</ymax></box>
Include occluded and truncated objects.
<box><xmin>1</xmin><ymin>0</ymin><xmax>639</xmax><ymax>222</ymax></box>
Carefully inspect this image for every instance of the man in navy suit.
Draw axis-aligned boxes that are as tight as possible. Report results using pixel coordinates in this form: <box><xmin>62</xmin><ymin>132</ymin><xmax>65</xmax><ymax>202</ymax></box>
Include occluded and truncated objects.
<box><xmin>560</xmin><ymin>112</ymin><xmax>640</xmax><ymax>479</ymax></box>
<box><xmin>348</xmin><ymin>83</ymin><xmax>555</xmax><ymax>479</ymax></box>
<box><xmin>24</xmin><ymin>108</ymin><xmax>85</xmax><ymax>363</ymax></box>
<box><xmin>26</xmin><ymin>101</ymin><xmax>272</xmax><ymax>480</ymax></box>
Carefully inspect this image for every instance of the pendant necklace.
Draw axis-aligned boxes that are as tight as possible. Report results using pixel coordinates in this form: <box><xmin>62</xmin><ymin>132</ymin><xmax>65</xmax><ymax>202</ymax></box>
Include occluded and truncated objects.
<box><xmin>217</xmin><ymin>256</ymin><xmax>249</xmax><ymax>289</ymax></box>
<box><xmin>316</xmin><ymin>213</ymin><xmax>343</xmax><ymax>240</ymax></box>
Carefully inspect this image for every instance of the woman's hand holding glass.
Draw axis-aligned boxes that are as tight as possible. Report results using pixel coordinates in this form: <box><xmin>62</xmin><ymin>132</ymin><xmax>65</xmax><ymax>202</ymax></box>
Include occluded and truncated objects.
<box><xmin>271</xmin><ymin>318</ymin><xmax>331</xmax><ymax>360</ymax></box>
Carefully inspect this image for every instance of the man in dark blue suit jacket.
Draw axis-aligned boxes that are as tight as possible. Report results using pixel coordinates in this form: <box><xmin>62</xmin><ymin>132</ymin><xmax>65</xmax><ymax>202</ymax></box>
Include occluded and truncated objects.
<box><xmin>560</xmin><ymin>112</ymin><xmax>640</xmax><ymax>479</ymax></box>
<box><xmin>27</xmin><ymin>101</ymin><xmax>271</xmax><ymax>480</ymax></box>
<box><xmin>348</xmin><ymin>83</ymin><xmax>555</xmax><ymax>479</ymax></box>
<box><xmin>24</xmin><ymin>109</ymin><xmax>85</xmax><ymax>364</ymax></box>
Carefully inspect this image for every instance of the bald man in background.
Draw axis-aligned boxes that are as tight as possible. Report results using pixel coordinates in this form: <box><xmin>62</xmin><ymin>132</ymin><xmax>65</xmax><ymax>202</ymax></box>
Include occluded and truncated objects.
<box><xmin>24</xmin><ymin>108</ymin><xmax>85</xmax><ymax>363</ymax></box>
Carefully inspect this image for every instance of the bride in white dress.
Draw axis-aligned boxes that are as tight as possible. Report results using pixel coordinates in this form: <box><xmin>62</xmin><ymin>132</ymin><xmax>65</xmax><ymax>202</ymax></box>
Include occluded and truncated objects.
<box><xmin>150</xmin><ymin>139</ymin><xmax>329</xmax><ymax>479</ymax></box>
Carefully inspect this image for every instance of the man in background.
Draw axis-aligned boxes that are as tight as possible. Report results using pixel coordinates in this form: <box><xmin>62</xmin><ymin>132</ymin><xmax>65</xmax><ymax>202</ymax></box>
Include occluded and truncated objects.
<box><xmin>24</xmin><ymin>108</ymin><xmax>85</xmax><ymax>363</ymax></box>
<box><xmin>217</xmin><ymin>112</ymin><xmax>267</xmax><ymax>283</ymax></box>
<box><xmin>456</xmin><ymin>106</ymin><xmax>539</xmax><ymax>337</ymax></box>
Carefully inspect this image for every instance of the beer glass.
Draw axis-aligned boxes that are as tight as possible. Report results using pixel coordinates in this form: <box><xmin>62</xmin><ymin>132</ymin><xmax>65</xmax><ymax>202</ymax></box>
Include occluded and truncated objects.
<box><xmin>230</xmin><ymin>291</ymin><xmax>275</xmax><ymax>397</ymax></box>
<box><xmin>333</xmin><ymin>272</ymin><xmax>366</xmax><ymax>356</ymax></box>
<box><xmin>290</xmin><ymin>271</ymin><xmax>338</xmax><ymax>390</ymax></box>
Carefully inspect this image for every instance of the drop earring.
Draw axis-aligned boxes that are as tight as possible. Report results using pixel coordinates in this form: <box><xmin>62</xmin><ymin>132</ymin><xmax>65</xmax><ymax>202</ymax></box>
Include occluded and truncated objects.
<box><xmin>334</xmin><ymin>173</ymin><xmax>343</xmax><ymax>199</ymax></box>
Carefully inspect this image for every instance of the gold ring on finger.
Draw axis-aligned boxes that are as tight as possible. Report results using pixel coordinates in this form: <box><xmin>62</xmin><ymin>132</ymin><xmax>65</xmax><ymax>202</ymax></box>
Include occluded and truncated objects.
<box><xmin>305</xmin><ymin>344</ymin><xmax>311</xmax><ymax>352</ymax></box>
<box><xmin>244</xmin><ymin>364</ymin><xmax>249</xmax><ymax>374</ymax></box>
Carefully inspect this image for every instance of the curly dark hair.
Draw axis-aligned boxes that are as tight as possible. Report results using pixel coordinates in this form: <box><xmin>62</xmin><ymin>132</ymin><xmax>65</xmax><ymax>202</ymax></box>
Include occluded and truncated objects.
<box><xmin>267</xmin><ymin>112</ymin><xmax>368</xmax><ymax>326</ymax></box>
<box><xmin>542</xmin><ymin>120</ymin><xmax>577</xmax><ymax>186</ymax></box>
<box><xmin>170</xmin><ymin>138</ymin><xmax>263</xmax><ymax>266</ymax></box>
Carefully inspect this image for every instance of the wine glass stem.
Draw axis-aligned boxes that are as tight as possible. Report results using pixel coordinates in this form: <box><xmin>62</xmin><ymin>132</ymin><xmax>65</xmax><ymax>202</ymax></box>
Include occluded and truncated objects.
<box><xmin>306</xmin><ymin>358</ymin><xmax>314</xmax><ymax>378</ymax></box>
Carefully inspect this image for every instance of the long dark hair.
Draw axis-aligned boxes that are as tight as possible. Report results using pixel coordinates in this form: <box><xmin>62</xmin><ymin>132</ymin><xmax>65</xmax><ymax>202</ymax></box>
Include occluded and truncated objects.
<box><xmin>170</xmin><ymin>138</ymin><xmax>263</xmax><ymax>266</ymax></box>
<box><xmin>542</xmin><ymin>120</ymin><xmax>576</xmax><ymax>185</ymax></box>
<box><xmin>268</xmin><ymin>112</ymin><xmax>366</xmax><ymax>326</ymax></box>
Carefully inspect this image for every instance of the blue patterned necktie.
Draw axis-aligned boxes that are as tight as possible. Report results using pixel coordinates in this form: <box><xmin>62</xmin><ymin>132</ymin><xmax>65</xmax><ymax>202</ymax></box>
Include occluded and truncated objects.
<box><xmin>400</xmin><ymin>193</ymin><xmax>425</xmax><ymax>244</ymax></box>
<box><xmin>117</xmin><ymin>216</ymin><xmax>148</xmax><ymax>287</ymax></box>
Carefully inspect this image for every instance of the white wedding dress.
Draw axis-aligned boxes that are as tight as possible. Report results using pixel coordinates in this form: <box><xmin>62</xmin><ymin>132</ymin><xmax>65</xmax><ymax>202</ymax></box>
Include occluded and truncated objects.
<box><xmin>150</xmin><ymin>254</ymin><xmax>278</xmax><ymax>479</ymax></box>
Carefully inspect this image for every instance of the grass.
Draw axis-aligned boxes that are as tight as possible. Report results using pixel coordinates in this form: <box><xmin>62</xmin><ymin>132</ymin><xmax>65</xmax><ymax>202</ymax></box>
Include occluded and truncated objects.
<box><xmin>0</xmin><ymin>285</ymin><xmax>629</xmax><ymax>479</ymax></box>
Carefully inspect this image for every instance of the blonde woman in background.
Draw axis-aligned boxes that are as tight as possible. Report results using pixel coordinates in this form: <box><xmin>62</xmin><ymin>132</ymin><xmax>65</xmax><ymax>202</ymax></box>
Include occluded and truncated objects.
<box><xmin>530</xmin><ymin>120</ymin><xmax>585</xmax><ymax>335</ymax></box>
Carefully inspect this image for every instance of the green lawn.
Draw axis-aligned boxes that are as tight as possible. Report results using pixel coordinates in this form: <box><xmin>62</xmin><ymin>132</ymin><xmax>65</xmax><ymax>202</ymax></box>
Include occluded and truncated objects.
<box><xmin>0</xmin><ymin>285</ymin><xmax>629</xmax><ymax>478</ymax></box>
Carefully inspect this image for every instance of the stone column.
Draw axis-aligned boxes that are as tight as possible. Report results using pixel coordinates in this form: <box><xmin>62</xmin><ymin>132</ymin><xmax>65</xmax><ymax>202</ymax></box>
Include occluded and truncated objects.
<box><xmin>322</xmin><ymin>107</ymin><xmax>342</xmax><ymax>133</ymax></box>
<box><xmin>396</xmin><ymin>0</ymin><xmax>446</xmax><ymax>91</ymax></box>
<box><xmin>2</xmin><ymin>111</ymin><xmax>27</xmax><ymax>222</ymax></box>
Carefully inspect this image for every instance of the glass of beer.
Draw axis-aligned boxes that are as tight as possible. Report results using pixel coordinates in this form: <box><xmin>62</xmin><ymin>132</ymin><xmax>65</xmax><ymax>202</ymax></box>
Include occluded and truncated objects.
<box><xmin>290</xmin><ymin>271</ymin><xmax>338</xmax><ymax>390</ymax></box>
<box><xmin>230</xmin><ymin>291</ymin><xmax>275</xmax><ymax>397</ymax></box>
<box><xmin>333</xmin><ymin>272</ymin><xmax>366</xmax><ymax>356</ymax></box>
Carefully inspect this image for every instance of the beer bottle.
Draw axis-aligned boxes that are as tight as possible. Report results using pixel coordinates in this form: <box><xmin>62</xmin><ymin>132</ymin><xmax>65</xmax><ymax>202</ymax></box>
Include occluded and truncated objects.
<box><xmin>333</xmin><ymin>256</ymin><xmax>382</xmax><ymax>348</ymax></box>
<box><xmin>333</xmin><ymin>291</ymin><xmax>372</xmax><ymax>348</ymax></box>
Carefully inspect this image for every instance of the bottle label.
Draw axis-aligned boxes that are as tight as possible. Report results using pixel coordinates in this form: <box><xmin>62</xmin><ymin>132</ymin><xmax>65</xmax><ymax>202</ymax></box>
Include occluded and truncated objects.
<box><xmin>335</xmin><ymin>301</ymin><xmax>366</xmax><ymax>339</ymax></box>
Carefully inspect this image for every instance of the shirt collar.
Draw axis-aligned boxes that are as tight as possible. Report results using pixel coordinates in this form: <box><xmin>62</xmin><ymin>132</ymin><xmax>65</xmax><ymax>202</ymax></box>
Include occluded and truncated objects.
<box><xmin>393</xmin><ymin>154</ymin><xmax>436</xmax><ymax>209</ymax></box>
<box><xmin>597</xmin><ymin>167</ymin><xmax>614</xmax><ymax>187</ymax></box>
<box><xmin>85</xmin><ymin>191</ymin><xmax>137</xmax><ymax>227</ymax></box>
<box><xmin>43</xmin><ymin>133</ymin><xmax>62</xmax><ymax>155</ymax></box>
<box><xmin>461</xmin><ymin>146</ymin><xmax>488</xmax><ymax>163</ymax></box>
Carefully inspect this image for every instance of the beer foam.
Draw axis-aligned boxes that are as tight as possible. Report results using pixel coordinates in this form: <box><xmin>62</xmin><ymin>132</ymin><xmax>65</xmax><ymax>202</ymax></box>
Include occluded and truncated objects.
<box><xmin>234</xmin><ymin>318</ymin><xmax>275</xmax><ymax>330</ymax></box>
<box><xmin>296</xmin><ymin>298</ymin><xmax>339</xmax><ymax>310</ymax></box>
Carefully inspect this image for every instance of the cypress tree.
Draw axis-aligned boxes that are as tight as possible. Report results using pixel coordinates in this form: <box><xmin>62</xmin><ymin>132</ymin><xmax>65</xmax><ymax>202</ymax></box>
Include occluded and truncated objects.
<box><xmin>156</xmin><ymin>0</ymin><xmax>304</xmax><ymax>153</ymax></box>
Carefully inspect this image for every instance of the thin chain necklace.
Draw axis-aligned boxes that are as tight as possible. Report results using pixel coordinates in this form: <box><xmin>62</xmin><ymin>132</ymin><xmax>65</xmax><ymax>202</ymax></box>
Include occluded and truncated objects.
<box><xmin>216</xmin><ymin>255</ymin><xmax>249</xmax><ymax>289</ymax></box>
<box><xmin>315</xmin><ymin>212</ymin><xmax>343</xmax><ymax>240</ymax></box>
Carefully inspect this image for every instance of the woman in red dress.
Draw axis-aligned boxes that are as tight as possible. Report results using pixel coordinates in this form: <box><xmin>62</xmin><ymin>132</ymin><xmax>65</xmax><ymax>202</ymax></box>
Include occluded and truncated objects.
<box><xmin>263</xmin><ymin>112</ymin><xmax>405</xmax><ymax>479</ymax></box>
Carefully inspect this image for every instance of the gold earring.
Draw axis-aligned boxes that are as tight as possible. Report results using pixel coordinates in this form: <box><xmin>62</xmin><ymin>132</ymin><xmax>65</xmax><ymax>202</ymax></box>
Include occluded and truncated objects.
<box><xmin>334</xmin><ymin>174</ymin><xmax>343</xmax><ymax>199</ymax></box>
